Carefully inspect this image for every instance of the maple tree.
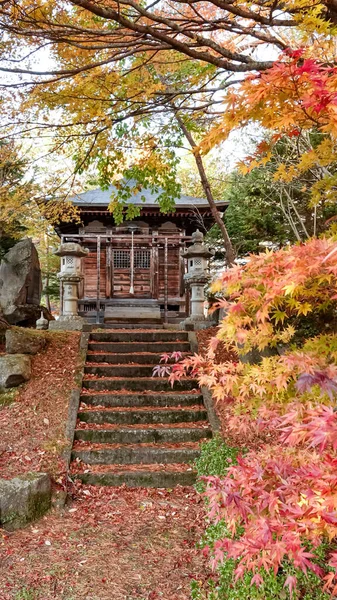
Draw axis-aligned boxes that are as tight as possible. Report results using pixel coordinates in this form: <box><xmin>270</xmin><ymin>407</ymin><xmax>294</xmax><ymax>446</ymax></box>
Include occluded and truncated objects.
<box><xmin>202</xmin><ymin>50</ymin><xmax>337</xmax><ymax>197</ymax></box>
<box><xmin>153</xmin><ymin>237</ymin><xmax>337</xmax><ymax>597</ymax></box>
<box><xmin>1</xmin><ymin>0</ymin><xmax>337</xmax><ymax>262</ymax></box>
<box><xmin>0</xmin><ymin>0</ymin><xmax>335</xmax><ymax>82</ymax></box>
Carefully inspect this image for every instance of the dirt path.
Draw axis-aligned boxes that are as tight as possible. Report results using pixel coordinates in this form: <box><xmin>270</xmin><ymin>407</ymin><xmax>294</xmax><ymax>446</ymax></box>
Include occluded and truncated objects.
<box><xmin>0</xmin><ymin>485</ymin><xmax>209</xmax><ymax>600</ymax></box>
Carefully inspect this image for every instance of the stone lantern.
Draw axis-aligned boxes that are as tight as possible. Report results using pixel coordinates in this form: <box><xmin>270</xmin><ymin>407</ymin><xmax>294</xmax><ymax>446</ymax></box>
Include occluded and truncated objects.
<box><xmin>182</xmin><ymin>230</ymin><xmax>213</xmax><ymax>329</ymax></box>
<box><xmin>50</xmin><ymin>242</ymin><xmax>89</xmax><ymax>331</ymax></box>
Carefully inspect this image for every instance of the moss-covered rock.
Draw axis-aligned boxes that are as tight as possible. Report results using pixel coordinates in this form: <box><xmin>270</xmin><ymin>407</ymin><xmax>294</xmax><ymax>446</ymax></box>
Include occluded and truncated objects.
<box><xmin>6</xmin><ymin>327</ymin><xmax>47</xmax><ymax>355</ymax></box>
<box><xmin>0</xmin><ymin>472</ymin><xmax>51</xmax><ymax>530</ymax></box>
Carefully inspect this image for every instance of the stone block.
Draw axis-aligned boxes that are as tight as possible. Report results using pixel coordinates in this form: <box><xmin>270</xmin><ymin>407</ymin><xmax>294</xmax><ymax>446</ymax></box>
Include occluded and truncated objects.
<box><xmin>6</xmin><ymin>328</ymin><xmax>47</xmax><ymax>355</ymax></box>
<box><xmin>0</xmin><ymin>473</ymin><xmax>51</xmax><ymax>530</ymax></box>
<box><xmin>181</xmin><ymin>316</ymin><xmax>214</xmax><ymax>331</ymax></box>
<box><xmin>104</xmin><ymin>305</ymin><xmax>161</xmax><ymax>323</ymax></box>
<box><xmin>0</xmin><ymin>354</ymin><xmax>31</xmax><ymax>389</ymax></box>
<box><xmin>49</xmin><ymin>315</ymin><xmax>84</xmax><ymax>331</ymax></box>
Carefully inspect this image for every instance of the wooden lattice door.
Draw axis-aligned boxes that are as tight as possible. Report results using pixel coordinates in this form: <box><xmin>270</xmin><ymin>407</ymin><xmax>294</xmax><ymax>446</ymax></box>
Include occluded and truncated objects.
<box><xmin>112</xmin><ymin>247</ymin><xmax>152</xmax><ymax>298</ymax></box>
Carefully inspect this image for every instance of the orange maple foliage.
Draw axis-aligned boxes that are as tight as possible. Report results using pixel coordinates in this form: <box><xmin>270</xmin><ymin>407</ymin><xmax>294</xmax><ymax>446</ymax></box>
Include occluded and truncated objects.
<box><xmin>159</xmin><ymin>238</ymin><xmax>337</xmax><ymax>595</ymax></box>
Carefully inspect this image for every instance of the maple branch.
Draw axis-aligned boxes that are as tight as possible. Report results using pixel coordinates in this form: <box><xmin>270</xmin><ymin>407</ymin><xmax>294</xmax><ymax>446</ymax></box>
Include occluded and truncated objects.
<box><xmin>0</xmin><ymin>0</ymin><xmax>275</xmax><ymax>74</ymax></box>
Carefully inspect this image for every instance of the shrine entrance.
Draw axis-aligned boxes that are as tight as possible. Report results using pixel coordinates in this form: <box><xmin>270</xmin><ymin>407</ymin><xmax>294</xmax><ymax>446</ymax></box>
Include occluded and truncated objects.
<box><xmin>111</xmin><ymin>246</ymin><xmax>152</xmax><ymax>298</ymax></box>
<box><xmin>59</xmin><ymin>230</ymin><xmax>190</xmax><ymax>323</ymax></box>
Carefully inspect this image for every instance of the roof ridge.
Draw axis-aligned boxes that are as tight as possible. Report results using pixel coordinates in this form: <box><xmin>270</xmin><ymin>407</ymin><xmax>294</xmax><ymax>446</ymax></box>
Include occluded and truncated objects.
<box><xmin>70</xmin><ymin>181</ymin><xmax>227</xmax><ymax>208</ymax></box>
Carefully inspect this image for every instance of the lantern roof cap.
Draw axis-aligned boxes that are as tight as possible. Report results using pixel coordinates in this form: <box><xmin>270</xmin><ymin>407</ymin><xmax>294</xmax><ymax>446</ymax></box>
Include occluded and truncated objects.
<box><xmin>54</xmin><ymin>242</ymin><xmax>89</xmax><ymax>257</ymax></box>
<box><xmin>182</xmin><ymin>230</ymin><xmax>214</xmax><ymax>259</ymax></box>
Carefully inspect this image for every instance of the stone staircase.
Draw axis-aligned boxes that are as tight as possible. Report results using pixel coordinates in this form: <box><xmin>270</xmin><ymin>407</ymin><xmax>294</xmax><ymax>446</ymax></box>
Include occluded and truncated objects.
<box><xmin>70</xmin><ymin>329</ymin><xmax>212</xmax><ymax>487</ymax></box>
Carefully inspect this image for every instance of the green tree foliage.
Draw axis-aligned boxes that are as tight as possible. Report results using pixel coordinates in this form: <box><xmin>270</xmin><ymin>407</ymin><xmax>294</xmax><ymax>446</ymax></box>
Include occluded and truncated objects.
<box><xmin>204</xmin><ymin>134</ymin><xmax>337</xmax><ymax>258</ymax></box>
<box><xmin>0</xmin><ymin>139</ymin><xmax>61</xmax><ymax>308</ymax></box>
<box><xmin>0</xmin><ymin>140</ymin><xmax>31</xmax><ymax>258</ymax></box>
<box><xmin>223</xmin><ymin>169</ymin><xmax>293</xmax><ymax>255</ymax></box>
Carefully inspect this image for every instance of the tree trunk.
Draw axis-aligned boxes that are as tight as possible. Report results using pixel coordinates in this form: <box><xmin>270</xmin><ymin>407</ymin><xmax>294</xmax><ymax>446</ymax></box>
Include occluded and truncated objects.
<box><xmin>174</xmin><ymin>115</ymin><xmax>236</xmax><ymax>266</ymax></box>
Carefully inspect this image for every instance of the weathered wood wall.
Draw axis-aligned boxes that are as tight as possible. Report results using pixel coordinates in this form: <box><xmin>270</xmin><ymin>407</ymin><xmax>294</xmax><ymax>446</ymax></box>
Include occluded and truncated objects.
<box><xmin>83</xmin><ymin>249</ymin><xmax>106</xmax><ymax>299</ymax></box>
<box><xmin>81</xmin><ymin>241</ymin><xmax>183</xmax><ymax>302</ymax></box>
<box><xmin>158</xmin><ymin>246</ymin><xmax>181</xmax><ymax>301</ymax></box>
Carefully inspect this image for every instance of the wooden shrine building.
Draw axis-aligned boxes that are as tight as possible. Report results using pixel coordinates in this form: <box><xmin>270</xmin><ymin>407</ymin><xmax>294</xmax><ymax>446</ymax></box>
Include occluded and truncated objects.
<box><xmin>56</xmin><ymin>183</ymin><xmax>227</xmax><ymax>323</ymax></box>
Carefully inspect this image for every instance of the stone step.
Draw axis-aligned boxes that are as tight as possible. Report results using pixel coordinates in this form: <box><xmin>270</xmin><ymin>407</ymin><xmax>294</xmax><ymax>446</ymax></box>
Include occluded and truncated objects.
<box><xmin>71</xmin><ymin>443</ymin><xmax>201</xmax><ymax>465</ymax></box>
<box><xmin>82</xmin><ymin>377</ymin><xmax>197</xmax><ymax>392</ymax></box>
<box><xmin>84</xmin><ymin>364</ymin><xmax>159</xmax><ymax>378</ymax></box>
<box><xmin>78</xmin><ymin>407</ymin><xmax>208</xmax><ymax>425</ymax></box>
<box><xmin>74</xmin><ymin>468</ymin><xmax>196</xmax><ymax>488</ymax></box>
<box><xmin>74</xmin><ymin>425</ymin><xmax>211</xmax><ymax>444</ymax></box>
<box><xmin>70</xmin><ymin>322</ymin><xmax>209</xmax><ymax>488</ymax></box>
<box><xmin>104</xmin><ymin>306</ymin><xmax>162</xmax><ymax>324</ymax></box>
<box><xmin>104</xmin><ymin>317</ymin><xmax>163</xmax><ymax>325</ymax></box>
<box><xmin>79</xmin><ymin>392</ymin><xmax>203</xmax><ymax>408</ymax></box>
<box><xmin>86</xmin><ymin>352</ymin><xmax>189</xmax><ymax>364</ymax></box>
<box><xmin>104</xmin><ymin>299</ymin><xmax>160</xmax><ymax>306</ymax></box>
<box><xmin>88</xmin><ymin>341</ymin><xmax>191</xmax><ymax>353</ymax></box>
<box><xmin>90</xmin><ymin>330</ymin><xmax>189</xmax><ymax>343</ymax></box>
<box><xmin>91</xmin><ymin>323</ymin><xmax>165</xmax><ymax>330</ymax></box>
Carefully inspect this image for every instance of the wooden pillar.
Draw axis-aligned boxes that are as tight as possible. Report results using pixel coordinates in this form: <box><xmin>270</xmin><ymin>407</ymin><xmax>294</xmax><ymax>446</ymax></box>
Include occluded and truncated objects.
<box><xmin>111</xmin><ymin>244</ymin><xmax>114</xmax><ymax>297</ymax></box>
<box><xmin>155</xmin><ymin>241</ymin><xmax>160</xmax><ymax>300</ymax></box>
<box><xmin>178</xmin><ymin>244</ymin><xmax>185</xmax><ymax>315</ymax></box>
<box><xmin>79</xmin><ymin>244</ymin><xmax>84</xmax><ymax>300</ymax></box>
<box><xmin>164</xmin><ymin>237</ymin><xmax>168</xmax><ymax>323</ymax></box>
<box><xmin>184</xmin><ymin>247</ymin><xmax>190</xmax><ymax>317</ymax></box>
<box><xmin>185</xmin><ymin>286</ymin><xmax>190</xmax><ymax>317</ymax></box>
<box><xmin>152</xmin><ymin>234</ymin><xmax>159</xmax><ymax>299</ymax></box>
<box><xmin>130</xmin><ymin>230</ymin><xmax>135</xmax><ymax>295</ymax></box>
<box><xmin>106</xmin><ymin>240</ymin><xmax>112</xmax><ymax>298</ymax></box>
<box><xmin>96</xmin><ymin>235</ymin><xmax>101</xmax><ymax>324</ymax></box>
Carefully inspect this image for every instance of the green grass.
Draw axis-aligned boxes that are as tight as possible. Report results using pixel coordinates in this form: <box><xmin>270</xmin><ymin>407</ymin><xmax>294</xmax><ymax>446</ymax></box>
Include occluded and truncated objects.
<box><xmin>15</xmin><ymin>589</ymin><xmax>37</xmax><ymax>600</ymax></box>
<box><xmin>0</xmin><ymin>388</ymin><xmax>18</xmax><ymax>408</ymax></box>
<box><xmin>194</xmin><ymin>435</ymin><xmax>239</xmax><ymax>493</ymax></box>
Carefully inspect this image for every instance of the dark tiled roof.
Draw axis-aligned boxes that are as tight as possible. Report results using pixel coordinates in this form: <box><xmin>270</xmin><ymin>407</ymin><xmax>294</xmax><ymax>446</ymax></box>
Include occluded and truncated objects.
<box><xmin>71</xmin><ymin>182</ymin><xmax>227</xmax><ymax>209</ymax></box>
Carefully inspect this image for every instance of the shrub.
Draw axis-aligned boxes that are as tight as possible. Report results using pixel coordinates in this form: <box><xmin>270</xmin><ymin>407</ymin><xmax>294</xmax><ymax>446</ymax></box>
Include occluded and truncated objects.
<box><xmin>182</xmin><ymin>239</ymin><xmax>337</xmax><ymax>597</ymax></box>
<box><xmin>193</xmin><ymin>439</ymin><xmax>335</xmax><ymax>600</ymax></box>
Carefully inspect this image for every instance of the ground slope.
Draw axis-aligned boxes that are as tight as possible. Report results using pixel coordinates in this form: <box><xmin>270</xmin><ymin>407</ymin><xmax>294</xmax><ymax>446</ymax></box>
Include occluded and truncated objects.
<box><xmin>0</xmin><ymin>484</ymin><xmax>210</xmax><ymax>600</ymax></box>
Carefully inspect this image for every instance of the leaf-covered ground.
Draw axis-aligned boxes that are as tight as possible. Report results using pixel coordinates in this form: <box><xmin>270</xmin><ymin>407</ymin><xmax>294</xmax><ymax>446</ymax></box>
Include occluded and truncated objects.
<box><xmin>0</xmin><ymin>484</ymin><xmax>210</xmax><ymax>600</ymax></box>
<box><xmin>196</xmin><ymin>326</ymin><xmax>236</xmax><ymax>365</ymax></box>
<box><xmin>0</xmin><ymin>331</ymin><xmax>81</xmax><ymax>481</ymax></box>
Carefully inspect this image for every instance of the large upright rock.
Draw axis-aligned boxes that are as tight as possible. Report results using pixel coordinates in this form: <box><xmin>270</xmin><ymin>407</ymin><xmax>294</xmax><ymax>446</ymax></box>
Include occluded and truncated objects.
<box><xmin>0</xmin><ymin>239</ymin><xmax>42</xmax><ymax>324</ymax></box>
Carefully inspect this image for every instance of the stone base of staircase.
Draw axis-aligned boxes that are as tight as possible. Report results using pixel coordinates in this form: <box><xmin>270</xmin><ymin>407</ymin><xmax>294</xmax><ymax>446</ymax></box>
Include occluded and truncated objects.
<box><xmin>104</xmin><ymin>306</ymin><xmax>162</xmax><ymax>325</ymax></box>
<box><xmin>70</xmin><ymin>328</ymin><xmax>211</xmax><ymax>487</ymax></box>
<box><xmin>75</xmin><ymin>467</ymin><xmax>197</xmax><ymax>488</ymax></box>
